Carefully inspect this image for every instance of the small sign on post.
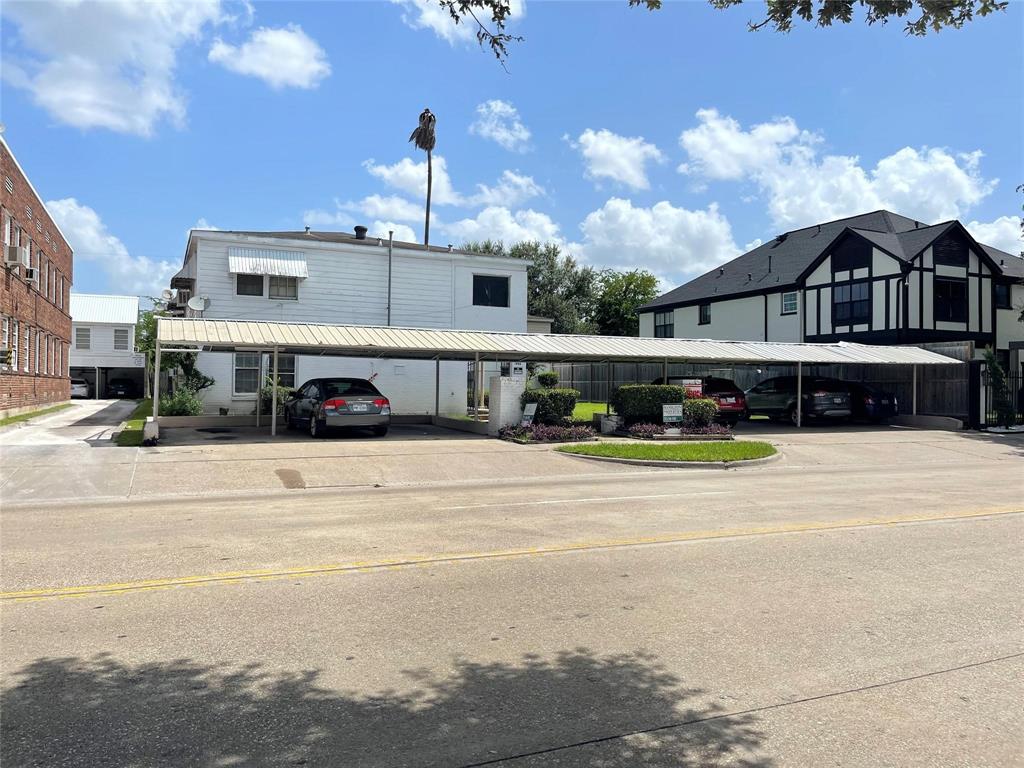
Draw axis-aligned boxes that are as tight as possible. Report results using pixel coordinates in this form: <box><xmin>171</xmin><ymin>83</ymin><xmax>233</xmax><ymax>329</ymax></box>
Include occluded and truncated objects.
<box><xmin>521</xmin><ymin>402</ymin><xmax>538</xmax><ymax>427</ymax></box>
<box><xmin>681</xmin><ymin>378</ymin><xmax>704</xmax><ymax>398</ymax></box>
<box><xmin>662</xmin><ymin>403</ymin><xmax>683</xmax><ymax>424</ymax></box>
<box><xmin>510</xmin><ymin>362</ymin><xmax>527</xmax><ymax>379</ymax></box>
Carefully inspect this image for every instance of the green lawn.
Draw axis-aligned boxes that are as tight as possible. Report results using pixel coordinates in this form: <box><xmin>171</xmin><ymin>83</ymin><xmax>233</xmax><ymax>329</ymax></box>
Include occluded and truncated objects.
<box><xmin>572</xmin><ymin>401</ymin><xmax>613</xmax><ymax>421</ymax></box>
<box><xmin>115</xmin><ymin>399</ymin><xmax>153</xmax><ymax>447</ymax></box>
<box><xmin>0</xmin><ymin>402</ymin><xmax>73</xmax><ymax>428</ymax></box>
<box><xmin>555</xmin><ymin>440</ymin><xmax>776</xmax><ymax>463</ymax></box>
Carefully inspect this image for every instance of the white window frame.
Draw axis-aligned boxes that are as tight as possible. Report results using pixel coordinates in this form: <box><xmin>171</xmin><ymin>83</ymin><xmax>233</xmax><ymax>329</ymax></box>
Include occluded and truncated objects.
<box><xmin>268</xmin><ymin>275</ymin><xmax>298</xmax><ymax>300</ymax></box>
<box><xmin>114</xmin><ymin>328</ymin><xmax>131</xmax><ymax>351</ymax></box>
<box><xmin>75</xmin><ymin>327</ymin><xmax>91</xmax><ymax>350</ymax></box>
<box><xmin>43</xmin><ymin>335</ymin><xmax>49</xmax><ymax>375</ymax></box>
<box><xmin>11</xmin><ymin>319</ymin><xmax>18</xmax><ymax>371</ymax></box>
<box><xmin>58</xmin><ymin>341</ymin><xmax>63</xmax><ymax>377</ymax></box>
<box><xmin>233</xmin><ymin>352</ymin><xmax>261</xmax><ymax>396</ymax></box>
<box><xmin>23</xmin><ymin>325</ymin><xmax>30</xmax><ymax>372</ymax></box>
<box><xmin>262</xmin><ymin>353</ymin><xmax>296</xmax><ymax>389</ymax></box>
<box><xmin>59</xmin><ymin>276</ymin><xmax>64</xmax><ymax>309</ymax></box>
<box><xmin>781</xmin><ymin>291</ymin><xmax>798</xmax><ymax>315</ymax></box>
<box><xmin>34</xmin><ymin>330</ymin><xmax>40</xmax><ymax>374</ymax></box>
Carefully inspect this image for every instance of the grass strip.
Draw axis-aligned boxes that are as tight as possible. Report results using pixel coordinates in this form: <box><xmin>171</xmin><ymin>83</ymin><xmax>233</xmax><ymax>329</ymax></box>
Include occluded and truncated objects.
<box><xmin>572</xmin><ymin>401</ymin><xmax>613</xmax><ymax>421</ymax></box>
<box><xmin>115</xmin><ymin>399</ymin><xmax>153</xmax><ymax>447</ymax></box>
<box><xmin>555</xmin><ymin>440</ymin><xmax>776</xmax><ymax>463</ymax></box>
<box><xmin>0</xmin><ymin>403</ymin><xmax>73</xmax><ymax>428</ymax></box>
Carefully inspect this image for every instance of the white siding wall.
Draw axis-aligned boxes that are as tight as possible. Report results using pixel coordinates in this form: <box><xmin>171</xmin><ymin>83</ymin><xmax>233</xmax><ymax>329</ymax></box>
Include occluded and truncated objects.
<box><xmin>70</xmin><ymin>323</ymin><xmax>141</xmax><ymax>369</ymax></box>
<box><xmin>673</xmin><ymin>296</ymin><xmax>764</xmax><ymax>341</ymax></box>
<box><xmin>806</xmin><ymin>258</ymin><xmax>831</xmax><ymax>286</ymax></box>
<box><xmin>638</xmin><ymin>312</ymin><xmax>654</xmax><ymax>337</ymax></box>
<box><xmin>872</xmin><ymin>248</ymin><xmax>901</xmax><ymax>276</ymax></box>
<box><xmin>765</xmin><ymin>291</ymin><xmax>800</xmax><ymax>342</ymax></box>
<box><xmin>996</xmin><ymin>284</ymin><xmax>1024</xmax><ymax>350</ymax></box>
<box><xmin>188</xmin><ymin>235</ymin><xmax>527</xmax><ymax>414</ymax></box>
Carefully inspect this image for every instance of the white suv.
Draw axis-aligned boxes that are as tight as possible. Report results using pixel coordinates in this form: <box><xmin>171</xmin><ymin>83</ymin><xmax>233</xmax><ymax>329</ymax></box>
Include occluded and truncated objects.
<box><xmin>70</xmin><ymin>379</ymin><xmax>90</xmax><ymax>398</ymax></box>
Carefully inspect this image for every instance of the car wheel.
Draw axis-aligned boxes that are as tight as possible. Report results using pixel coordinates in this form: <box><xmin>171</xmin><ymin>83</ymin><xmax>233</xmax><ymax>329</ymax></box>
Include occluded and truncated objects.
<box><xmin>309</xmin><ymin>414</ymin><xmax>326</xmax><ymax>438</ymax></box>
<box><xmin>789</xmin><ymin>407</ymin><xmax>801</xmax><ymax>426</ymax></box>
<box><xmin>372</xmin><ymin>426</ymin><xmax>388</xmax><ymax>437</ymax></box>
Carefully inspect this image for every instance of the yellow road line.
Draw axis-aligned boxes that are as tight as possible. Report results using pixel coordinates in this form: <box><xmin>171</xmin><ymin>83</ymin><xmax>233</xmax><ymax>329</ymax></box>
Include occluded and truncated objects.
<box><xmin>3</xmin><ymin>507</ymin><xmax>1020</xmax><ymax>604</ymax></box>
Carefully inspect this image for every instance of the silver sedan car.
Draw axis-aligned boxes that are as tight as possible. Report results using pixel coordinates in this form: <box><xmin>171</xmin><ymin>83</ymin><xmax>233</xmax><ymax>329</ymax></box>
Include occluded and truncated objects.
<box><xmin>285</xmin><ymin>377</ymin><xmax>391</xmax><ymax>438</ymax></box>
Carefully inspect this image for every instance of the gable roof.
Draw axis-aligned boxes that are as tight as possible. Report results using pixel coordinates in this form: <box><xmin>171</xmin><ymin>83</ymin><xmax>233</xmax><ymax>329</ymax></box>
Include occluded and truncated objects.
<box><xmin>70</xmin><ymin>293</ymin><xmax>139</xmax><ymax>325</ymax></box>
<box><xmin>641</xmin><ymin>210</ymin><xmax>1023</xmax><ymax>311</ymax></box>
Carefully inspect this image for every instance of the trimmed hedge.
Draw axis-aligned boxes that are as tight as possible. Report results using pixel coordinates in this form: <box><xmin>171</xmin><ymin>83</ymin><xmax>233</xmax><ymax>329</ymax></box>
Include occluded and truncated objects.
<box><xmin>520</xmin><ymin>387</ymin><xmax>580</xmax><ymax>425</ymax></box>
<box><xmin>683</xmin><ymin>398</ymin><xmax>719</xmax><ymax>428</ymax></box>
<box><xmin>536</xmin><ymin>370</ymin><xmax>560</xmax><ymax>388</ymax></box>
<box><xmin>611</xmin><ymin>384</ymin><xmax>687</xmax><ymax>426</ymax></box>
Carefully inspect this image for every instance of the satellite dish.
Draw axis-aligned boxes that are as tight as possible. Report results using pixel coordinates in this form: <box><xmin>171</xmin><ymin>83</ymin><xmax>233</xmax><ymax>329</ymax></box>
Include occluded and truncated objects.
<box><xmin>160</xmin><ymin>288</ymin><xmax>174</xmax><ymax>301</ymax></box>
<box><xmin>187</xmin><ymin>296</ymin><xmax>210</xmax><ymax>312</ymax></box>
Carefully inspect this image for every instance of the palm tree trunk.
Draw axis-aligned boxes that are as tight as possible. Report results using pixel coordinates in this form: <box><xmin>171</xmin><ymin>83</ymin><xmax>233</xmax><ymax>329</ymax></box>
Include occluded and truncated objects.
<box><xmin>424</xmin><ymin>149</ymin><xmax>432</xmax><ymax>248</ymax></box>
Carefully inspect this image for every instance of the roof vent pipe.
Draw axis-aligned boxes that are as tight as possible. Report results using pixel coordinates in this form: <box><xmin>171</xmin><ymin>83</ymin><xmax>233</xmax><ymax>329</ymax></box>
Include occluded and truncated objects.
<box><xmin>718</xmin><ymin>267</ymin><xmax>724</xmax><ymax>276</ymax></box>
<box><xmin>304</xmin><ymin>225</ymin><xmax>310</xmax><ymax>234</ymax></box>
<box><xmin>448</xmin><ymin>244</ymin><xmax>453</xmax><ymax>252</ymax></box>
<box><xmin>747</xmin><ymin>272</ymin><xmax>752</xmax><ymax>282</ymax></box>
<box><xmin>354</xmin><ymin>225</ymin><xmax>368</xmax><ymax>240</ymax></box>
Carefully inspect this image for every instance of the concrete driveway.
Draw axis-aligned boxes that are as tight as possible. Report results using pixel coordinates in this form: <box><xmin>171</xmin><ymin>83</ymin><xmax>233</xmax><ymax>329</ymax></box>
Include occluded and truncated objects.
<box><xmin>0</xmin><ymin>399</ymin><xmax>137</xmax><ymax>447</ymax></box>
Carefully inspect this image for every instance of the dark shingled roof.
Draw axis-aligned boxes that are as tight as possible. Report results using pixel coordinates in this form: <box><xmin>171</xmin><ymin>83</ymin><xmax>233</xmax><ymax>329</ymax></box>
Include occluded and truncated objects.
<box><xmin>641</xmin><ymin>210</ymin><xmax>1023</xmax><ymax>311</ymax></box>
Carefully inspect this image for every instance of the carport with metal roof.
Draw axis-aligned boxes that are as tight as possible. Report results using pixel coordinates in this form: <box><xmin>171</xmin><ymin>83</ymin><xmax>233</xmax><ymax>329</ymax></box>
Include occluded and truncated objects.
<box><xmin>153</xmin><ymin>317</ymin><xmax>962</xmax><ymax>437</ymax></box>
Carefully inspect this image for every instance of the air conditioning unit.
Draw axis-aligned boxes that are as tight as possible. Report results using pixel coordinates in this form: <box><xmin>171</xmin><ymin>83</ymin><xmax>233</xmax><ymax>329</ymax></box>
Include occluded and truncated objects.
<box><xmin>24</xmin><ymin>267</ymin><xmax>38</xmax><ymax>284</ymax></box>
<box><xmin>5</xmin><ymin>245</ymin><xmax>29</xmax><ymax>267</ymax></box>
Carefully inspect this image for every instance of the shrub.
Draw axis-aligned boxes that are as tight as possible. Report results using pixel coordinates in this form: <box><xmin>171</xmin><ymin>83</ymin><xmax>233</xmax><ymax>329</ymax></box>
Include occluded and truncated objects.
<box><xmin>521</xmin><ymin>387</ymin><xmax>579</xmax><ymax>425</ymax></box>
<box><xmin>159</xmin><ymin>387</ymin><xmax>203</xmax><ymax>416</ymax></box>
<box><xmin>536</xmin><ymin>370</ymin><xmax>560</xmax><ymax>388</ymax></box>
<box><xmin>258</xmin><ymin>380</ymin><xmax>294</xmax><ymax>415</ymax></box>
<box><xmin>499</xmin><ymin>423</ymin><xmax>595</xmax><ymax>442</ymax></box>
<box><xmin>683</xmin><ymin>398</ymin><xmax>719</xmax><ymax>428</ymax></box>
<box><xmin>611</xmin><ymin>384</ymin><xmax>687</xmax><ymax>426</ymax></box>
<box><xmin>628</xmin><ymin>422</ymin><xmax>666</xmax><ymax>438</ymax></box>
<box><xmin>681</xmin><ymin>423</ymin><xmax>731</xmax><ymax>436</ymax></box>
<box><xmin>984</xmin><ymin>348</ymin><xmax>1015</xmax><ymax>428</ymax></box>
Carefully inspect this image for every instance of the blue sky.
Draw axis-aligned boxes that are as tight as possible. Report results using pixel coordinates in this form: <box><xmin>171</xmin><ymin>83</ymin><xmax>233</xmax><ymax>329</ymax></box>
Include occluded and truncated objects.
<box><xmin>1</xmin><ymin>0</ymin><xmax>1021</xmax><ymax>298</ymax></box>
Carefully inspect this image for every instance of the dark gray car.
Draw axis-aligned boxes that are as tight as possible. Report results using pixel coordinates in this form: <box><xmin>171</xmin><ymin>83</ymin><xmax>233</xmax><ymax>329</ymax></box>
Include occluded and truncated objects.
<box><xmin>285</xmin><ymin>378</ymin><xmax>391</xmax><ymax>438</ymax></box>
<box><xmin>745</xmin><ymin>376</ymin><xmax>852</xmax><ymax>425</ymax></box>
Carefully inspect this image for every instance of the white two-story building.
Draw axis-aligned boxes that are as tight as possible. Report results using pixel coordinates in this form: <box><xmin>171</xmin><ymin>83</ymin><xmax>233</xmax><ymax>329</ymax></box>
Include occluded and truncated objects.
<box><xmin>168</xmin><ymin>228</ymin><xmax>529</xmax><ymax>415</ymax></box>
<box><xmin>69</xmin><ymin>293</ymin><xmax>144</xmax><ymax>397</ymax></box>
<box><xmin>639</xmin><ymin>210</ymin><xmax>1024</xmax><ymax>374</ymax></box>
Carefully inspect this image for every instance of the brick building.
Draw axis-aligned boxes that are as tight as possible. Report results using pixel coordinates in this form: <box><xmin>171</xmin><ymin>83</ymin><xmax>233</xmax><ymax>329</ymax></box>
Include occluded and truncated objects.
<box><xmin>1</xmin><ymin>135</ymin><xmax>74</xmax><ymax>416</ymax></box>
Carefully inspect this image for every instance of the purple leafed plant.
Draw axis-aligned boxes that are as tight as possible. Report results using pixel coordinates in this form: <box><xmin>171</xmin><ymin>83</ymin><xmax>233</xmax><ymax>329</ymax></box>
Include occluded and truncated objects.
<box><xmin>681</xmin><ymin>423</ymin><xmax>732</xmax><ymax>435</ymax></box>
<box><xmin>499</xmin><ymin>423</ymin><xmax>596</xmax><ymax>442</ymax></box>
<box><xmin>627</xmin><ymin>422</ymin><xmax>666</xmax><ymax>438</ymax></box>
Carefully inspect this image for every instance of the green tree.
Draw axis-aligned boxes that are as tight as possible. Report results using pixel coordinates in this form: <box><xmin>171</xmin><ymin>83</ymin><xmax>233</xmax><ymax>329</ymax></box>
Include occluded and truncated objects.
<box><xmin>136</xmin><ymin>306</ymin><xmax>214</xmax><ymax>392</ymax></box>
<box><xmin>452</xmin><ymin>1</ymin><xmax>1004</xmax><ymax>62</ymax></box>
<box><xmin>593</xmin><ymin>270</ymin><xmax>659</xmax><ymax>337</ymax></box>
<box><xmin>463</xmin><ymin>240</ymin><xmax>600</xmax><ymax>334</ymax></box>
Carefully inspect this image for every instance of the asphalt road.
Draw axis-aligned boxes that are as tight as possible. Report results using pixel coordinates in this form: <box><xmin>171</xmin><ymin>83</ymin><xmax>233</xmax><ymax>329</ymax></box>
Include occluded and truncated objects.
<box><xmin>2</xmin><ymin>421</ymin><xmax>1022</xmax><ymax>766</ymax></box>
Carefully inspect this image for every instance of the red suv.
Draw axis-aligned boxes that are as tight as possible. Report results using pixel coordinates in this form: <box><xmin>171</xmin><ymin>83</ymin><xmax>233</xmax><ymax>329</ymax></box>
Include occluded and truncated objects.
<box><xmin>652</xmin><ymin>376</ymin><xmax>748</xmax><ymax>426</ymax></box>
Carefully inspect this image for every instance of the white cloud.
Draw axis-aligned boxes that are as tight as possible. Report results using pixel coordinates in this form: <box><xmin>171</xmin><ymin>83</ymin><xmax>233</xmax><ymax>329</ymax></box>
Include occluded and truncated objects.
<box><xmin>469</xmin><ymin>100</ymin><xmax>531</xmax><ymax>152</ymax></box>
<box><xmin>364</xmin><ymin>155</ymin><xmax>462</xmax><ymax>205</ymax></box>
<box><xmin>1</xmin><ymin>0</ymin><xmax>228</xmax><ymax>136</ymax></box>
<box><xmin>966</xmin><ymin>215</ymin><xmax>1023</xmax><ymax>257</ymax></box>
<box><xmin>363</xmin><ymin>156</ymin><xmax>542</xmax><ymax>208</ymax></box>
<box><xmin>678</xmin><ymin>108</ymin><xmax>998</xmax><ymax>230</ymax></box>
<box><xmin>356</xmin><ymin>194</ymin><xmax>424</xmax><ymax>222</ymax></box>
<box><xmin>575</xmin><ymin>198</ymin><xmax>739</xmax><ymax>286</ymax></box>
<box><xmin>47</xmin><ymin>198</ymin><xmax>177</xmax><ymax>296</ymax></box>
<box><xmin>209</xmin><ymin>24</ymin><xmax>329</xmax><ymax>89</ymax></box>
<box><xmin>444</xmin><ymin>207</ymin><xmax>561</xmax><ymax>245</ymax></box>
<box><xmin>392</xmin><ymin>0</ymin><xmax>525</xmax><ymax>45</ymax></box>
<box><xmin>470</xmin><ymin>170</ymin><xmax>544</xmax><ymax>207</ymax></box>
<box><xmin>371</xmin><ymin>222</ymin><xmax>418</xmax><ymax>243</ymax></box>
<box><xmin>302</xmin><ymin>197</ymin><xmax>432</xmax><ymax>236</ymax></box>
<box><xmin>570</xmin><ymin>129</ymin><xmax>665</xmax><ymax>191</ymax></box>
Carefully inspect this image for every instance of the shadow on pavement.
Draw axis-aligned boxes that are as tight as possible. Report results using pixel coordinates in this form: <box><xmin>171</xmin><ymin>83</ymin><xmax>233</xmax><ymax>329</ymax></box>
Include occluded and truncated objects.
<box><xmin>1</xmin><ymin>649</ymin><xmax>769</xmax><ymax>767</ymax></box>
<box><xmin>69</xmin><ymin>401</ymin><xmax>137</xmax><ymax>428</ymax></box>
<box><xmin>158</xmin><ymin>423</ymin><xmax>487</xmax><ymax>447</ymax></box>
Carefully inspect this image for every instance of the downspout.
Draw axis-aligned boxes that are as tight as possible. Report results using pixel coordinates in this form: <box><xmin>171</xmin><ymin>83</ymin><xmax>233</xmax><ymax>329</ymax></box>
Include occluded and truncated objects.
<box><xmin>386</xmin><ymin>231</ymin><xmax>394</xmax><ymax>326</ymax></box>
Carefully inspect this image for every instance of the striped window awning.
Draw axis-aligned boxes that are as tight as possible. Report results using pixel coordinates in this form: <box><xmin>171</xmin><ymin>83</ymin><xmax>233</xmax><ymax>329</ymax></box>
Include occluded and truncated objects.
<box><xmin>227</xmin><ymin>247</ymin><xmax>309</xmax><ymax>278</ymax></box>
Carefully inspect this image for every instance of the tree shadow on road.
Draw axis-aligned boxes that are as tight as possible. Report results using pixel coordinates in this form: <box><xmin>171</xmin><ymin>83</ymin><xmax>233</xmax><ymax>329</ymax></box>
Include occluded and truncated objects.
<box><xmin>2</xmin><ymin>649</ymin><xmax>771</xmax><ymax>767</ymax></box>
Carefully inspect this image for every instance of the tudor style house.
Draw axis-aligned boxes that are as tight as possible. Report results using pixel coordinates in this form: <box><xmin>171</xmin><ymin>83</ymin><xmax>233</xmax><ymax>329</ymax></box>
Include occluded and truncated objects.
<box><xmin>639</xmin><ymin>210</ymin><xmax>1024</xmax><ymax>372</ymax></box>
<box><xmin>166</xmin><ymin>228</ymin><xmax>529</xmax><ymax>415</ymax></box>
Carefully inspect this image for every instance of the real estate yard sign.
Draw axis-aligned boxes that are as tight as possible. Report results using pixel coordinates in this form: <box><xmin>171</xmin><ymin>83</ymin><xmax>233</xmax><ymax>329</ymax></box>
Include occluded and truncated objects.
<box><xmin>680</xmin><ymin>378</ymin><xmax>704</xmax><ymax>398</ymax></box>
<box><xmin>662</xmin><ymin>403</ymin><xmax>683</xmax><ymax>424</ymax></box>
<box><xmin>521</xmin><ymin>403</ymin><xmax>538</xmax><ymax>426</ymax></box>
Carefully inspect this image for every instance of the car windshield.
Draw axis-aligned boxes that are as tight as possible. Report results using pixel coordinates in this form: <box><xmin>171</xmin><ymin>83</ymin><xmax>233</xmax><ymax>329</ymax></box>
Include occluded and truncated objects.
<box><xmin>322</xmin><ymin>380</ymin><xmax>380</xmax><ymax>398</ymax></box>
<box><xmin>703</xmin><ymin>378</ymin><xmax>736</xmax><ymax>392</ymax></box>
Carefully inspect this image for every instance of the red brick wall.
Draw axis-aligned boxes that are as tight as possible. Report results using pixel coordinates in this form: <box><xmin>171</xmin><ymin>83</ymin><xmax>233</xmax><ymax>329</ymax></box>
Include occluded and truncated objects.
<box><xmin>1</xmin><ymin>138</ymin><xmax>74</xmax><ymax>414</ymax></box>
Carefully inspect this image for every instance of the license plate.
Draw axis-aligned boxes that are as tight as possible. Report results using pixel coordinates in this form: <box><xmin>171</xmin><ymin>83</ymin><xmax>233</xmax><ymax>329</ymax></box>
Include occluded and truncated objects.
<box><xmin>721</xmin><ymin>397</ymin><xmax>735</xmax><ymax>404</ymax></box>
<box><xmin>881</xmin><ymin>399</ymin><xmax>889</xmax><ymax>404</ymax></box>
<box><xmin>350</xmin><ymin>403</ymin><xmax>368</xmax><ymax>412</ymax></box>
<box><xmin>833</xmin><ymin>397</ymin><xmax>843</xmax><ymax>404</ymax></box>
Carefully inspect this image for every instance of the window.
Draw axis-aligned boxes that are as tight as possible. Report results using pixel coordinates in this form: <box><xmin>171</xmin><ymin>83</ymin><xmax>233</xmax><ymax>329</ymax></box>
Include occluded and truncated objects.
<box><xmin>698</xmin><ymin>303</ymin><xmax>711</xmax><ymax>325</ymax></box>
<box><xmin>59</xmin><ymin>276</ymin><xmax>64</xmax><ymax>308</ymax></box>
<box><xmin>233</xmin><ymin>352</ymin><xmax>261</xmax><ymax>394</ymax></box>
<box><xmin>781</xmin><ymin>291</ymin><xmax>798</xmax><ymax>315</ymax></box>
<box><xmin>23</xmin><ymin>326</ymin><xmax>30</xmax><ymax>371</ymax></box>
<box><xmin>43</xmin><ymin>335</ymin><xmax>49</xmax><ymax>375</ymax></box>
<box><xmin>268</xmin><ymin>276</ymin><xmax>298</xmax><ymax>300</ymax></box>
<box><xmin>263</xmin><ymin>353</ymin><xmax>296</xmax><ymax>388</ymax></box>
<box><xmin>75</xmin><ymin>327</ymin><xmax>91</xmax><ymax>349</ymax></box>
<box><xmin>934</xmin><ymin>277</ymin><xmax>968</xmax><ymax>323</ymax></box>
<box><xmin>473</xmin><ymin>274</ymin><xmax>510</xmax><ymax>307</ymax></box>
<box><xmin>114</xmin><ymin>328</ymin><xmax>131</xmax><ymax>351</ymax></box>
<box><xmin>34</xmin><ymin>330</ymin><xmax>40</xmax><ymax>374</ymax></box>
<box><xmin>995</xmin><ymin>283</ymin><xmax>1011</xmax><ymax>309</ymax></box>
<box><xmin>654</xmin><ymin>310</ymin><xmax>673</xmax><ymax>338</ymax></box>
<box><xmin>58</xmin><ymin>341</ymin><xmax>63</xmax><ymax>377</ymax></box>
<box><xmin>833</xmin><ymin>281</ymin><xmax>871</xmax><ymax>325</ymax></box>
<box><xmin>236</xmin><ymin>274</ymin><xmax>264</xmax><ymax>296</ymax></box>
<box><xmin>11</xmin><ymin>320</ymin><xmax>18</xmax><ymax>370</ymax></box>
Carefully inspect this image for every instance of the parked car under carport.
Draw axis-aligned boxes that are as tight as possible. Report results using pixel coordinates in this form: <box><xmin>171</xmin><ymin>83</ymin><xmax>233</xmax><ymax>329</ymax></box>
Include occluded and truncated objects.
<box><xmin>285</xmin><ymin>377</ymin><xmax>391</xmax><ymax>438</ymax></box>
<box><xmin>745</xmin><ymin>376</ymin><xmax>852</xmax><ymax>425</ymax></box>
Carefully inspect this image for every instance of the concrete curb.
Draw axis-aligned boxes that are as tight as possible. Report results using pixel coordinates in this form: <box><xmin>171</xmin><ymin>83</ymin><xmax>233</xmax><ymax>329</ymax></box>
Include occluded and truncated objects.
<box><xmin>556</xmin><ymin>447</ymin><xmax>782</xmax><ymax>469</ymax></box>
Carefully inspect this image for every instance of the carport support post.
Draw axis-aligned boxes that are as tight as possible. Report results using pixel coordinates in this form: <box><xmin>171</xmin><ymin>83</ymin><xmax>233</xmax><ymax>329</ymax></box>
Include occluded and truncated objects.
<box><xmin>663</xmin><ymin>357</ymin><xmax>668</xmax><ymax>384</ymax></box>
<box><xmin>606</xmin><ymin>362</ymin><xmax>612</xmax><ymax>415</ymax></box>
<box><xmin>474</xmin><ymin>351</ymin><xmax>481</xmax><ymax>421</ymax></box>
<box><xmin>152</xmin><ymin>343</ymin><xmax>161</xmax><ymax>420</ymax></box>
<box><xmin>95</xmin><ymin>366</ymin><xmax>99</xmax><ymax>399</ymax></box>
<box><xmin>271</xmin><ymin>346</ymin><xmax>279</xmax><ymax>437</ymax></box>
<box><xmin>434</xmin><ymin>358</ymin><xmax>440</xmax><ymax>419</ymax></box>
<box><xmin>796</xmin><ymin>361</ymin><xmax>803</xmax><ymax>427</ymax></box>
<box><xmin>912</xmin><ymin>364</ymin><xmax>918</xmax><ymax>415</ymax></box>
